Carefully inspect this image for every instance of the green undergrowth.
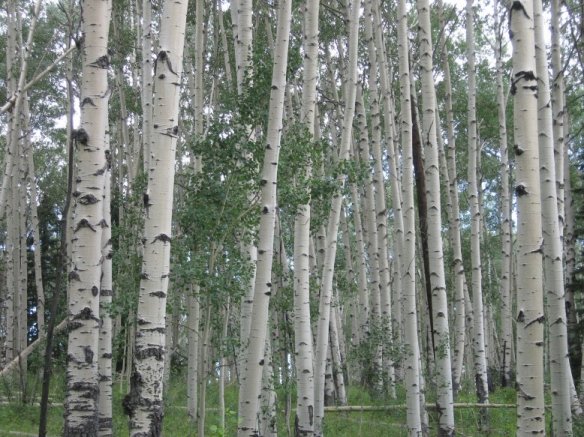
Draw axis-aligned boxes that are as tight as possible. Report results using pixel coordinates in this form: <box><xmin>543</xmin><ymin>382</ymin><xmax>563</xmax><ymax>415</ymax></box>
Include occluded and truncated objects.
<box><xmin>1</xmin><ymin>371</ymin><xmax>582</xmax><ymax>436</ymax></box>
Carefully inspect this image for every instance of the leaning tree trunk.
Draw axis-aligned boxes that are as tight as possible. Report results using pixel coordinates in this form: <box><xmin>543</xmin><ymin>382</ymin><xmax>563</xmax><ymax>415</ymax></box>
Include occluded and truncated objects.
<box><xmin>236</xmin><ymin>0</ymin><xmax>292</xmax><ymax>433</ymax></box>
<box><xmin>534</xmin><ymin>0</ymin><xmax>573</xmax><ymax>432</ymax></box>
<box><xmin>397</xmin><ymin>0</ymin><xmax>422</xmax><ymax>432</ymax></box>
<box><xmin>313</xmin><ymin>0</ymin><xmax>360</xmax><ymax>433</ymax></box>
<box><xmin>125</xmin><ymin>0</ymin><xmax>189</xmax><ymax>434</ymax></box>
<box><xmin>64</xmin><ymin>0</ymin><xmax>112</xmax><ymax>434</ymax></box>
<box><xmin>416</xmin><ymin>0</ymin><xmax>455</xmax><ymax>433</ymax></box>
<box><xmin>509</xmin><ymin>1</ymin><xmax>546</xmax><ymax>434</ymax></box>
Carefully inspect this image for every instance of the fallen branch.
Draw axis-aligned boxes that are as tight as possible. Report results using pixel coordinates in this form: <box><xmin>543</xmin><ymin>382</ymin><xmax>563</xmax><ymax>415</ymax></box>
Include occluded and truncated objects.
<box><xmin>0</xmin><ymin>319</ymin><xmax>67</xmax><ymax>378</ymax></box>
<box><xmin>323</xmin><ymin>403</ymin><xmax>519</xmax><ymax>412</ymax></box>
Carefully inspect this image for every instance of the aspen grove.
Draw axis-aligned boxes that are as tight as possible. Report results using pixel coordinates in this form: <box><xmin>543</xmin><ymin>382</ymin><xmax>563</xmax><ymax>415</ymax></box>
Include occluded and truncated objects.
<box><xmin>1</xmin><ymin>0</ymin><xmax>584</xmax><ymax>436</ymax></box>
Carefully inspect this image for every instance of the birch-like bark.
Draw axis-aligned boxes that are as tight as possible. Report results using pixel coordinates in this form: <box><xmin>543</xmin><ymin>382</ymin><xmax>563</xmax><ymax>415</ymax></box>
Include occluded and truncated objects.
<box><xmin>313</xmin><ymin>1</ymin><xmax>360</xmax><ymax>433</ymax></box>
<box><xmin>26</xmin><ymin>121</ymin><xmax>45</xmax><ymax>334</ymax></box>
<box><xmin>98</xmin><ymin>136</ymin><xmax>113</xmax><ymax>437</ymax></box>
<box><xmin>293</xmin><ymin>0</ymin><xmax>320</xmax><ymax>432</ymax></box>
<box><xmin>364</xmin><ymin>1</ymin><xmax>395</xmax><ymax>389</ymax></box>
<box><xmin>416</xmin><ymin>0</ymin><xmax>455</xmax><ymax>433</ymax></box>
<box><xmin>126</xmin><ymin>0</ymin><xmax>189</xmax><ymax>433</ymax></box>
<box><xmin>510</xmin><ymin>1</ymin><xmax>546</xmax><ymax>433</ymax></box>
<box><xmin>398</xmin><ymin>0</ymin><xmax>422</xmax><ymax>432</ymax></box>
<box><xmin>329</xmin><ymin>301</ymin><xmax>347</xmax><ymax>405</ymax></box>
<box><xmin>363</xmin><ymin>2</ymin><xmax>396</xmax><ymax>389</ymax></box>
<box><xmin>64</xmin><ymin>0</ymin><xmax>111</xmax><ymax>433</ymax></box>
<box><xmin>187</xmin><ymin>286</ymin><xmax>200</xmax><ymax>420</ymax></box>
<box><xmin>466</xmin><ymin>0</ymin><xmax>489</xmax><ymax>412</ymax></box>
<box><xmin>371</xmin><ymin>0</ymin><xmax>404</xmax><ymax>347</ymax></box>
<box><xmin>236</xmin><ymin>0</ymin><xmax>292</xmax><ymax>432</ymax></box>
<box><xmin>349</xmin><ymin>185</ymin><xmax>369</xmax><ymax>347</ymax></box>
<box><xmin>494</xmin><ymin>0</ymin><xmax>513</xmax><ymax>389</ymax></box>
<box><xmin>534</xmin><ymin>0</ymin><xmax>573</xmax><ymax>432</ymax></box>
<box><xmin>437</xmin><ymin>0</ymin><xmax>467</xmax><ymax>393</ymax></box>
<box><xmin>141</xmin><ymin>0</ymin><xmax>153</xmax><ymax>171</ymax></box>
<box><xmin>550</xmin><ymin>0</ymin><xmax>565</xmax><ymax>237</ymax></box>
<box><xmin>355</xmin><ymin>87</ymin><xmax>383</xmax><ymax>391</ymax></box>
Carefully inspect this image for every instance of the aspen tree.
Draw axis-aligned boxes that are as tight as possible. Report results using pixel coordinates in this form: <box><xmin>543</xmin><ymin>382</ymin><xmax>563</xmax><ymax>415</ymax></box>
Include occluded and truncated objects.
<box><xmin>416</xmin><ymin>0</ymin><xmax>455</xmax><ymax>433</ymax></box>
<box><xmin>371</xmin><ymin>0</ymin><xmax>405</xmax><ymax>348</ymax></box>
<box><xmin>98</xmin><ymin>136</ymin><xmax>113</xmax><ymax>437</ymax></box>
<box><xmin>64</xmin><ymin>0</ymin><xmax>112</xmax><ymax>433</ymax></box>
<box><xmin>437</xmin><ymin>0</ymin><xmax>467</xmax><ymax>393</ymax></box>
<box><xmin>313</xmin><ymin>0</ymin><xmax>360</xmax><ymax>433</ymax></box>
<box><xmin>141</xmin><ymin>0</ymin><xmax>153</xmax><ymax>171</ymax></box>
<box><xmin>187</xmin><ymin>285</ymin><xmax>200</xmax><ymax>420</ymax></box>
<box><xmin>494</xmin><ymin>0</ymin><xmax>513</xmax><ymax>389</ymax></box>
<box><xmin>550</xmin><ymin>0</ymin><xmax>565</xmax><ymax>236</ymax></box>
<box><xmin>363</xmin><ymin>1</ymin><xmax>395</xmax><ymax>391</ymax></box>
<box><xmin>293</xmin><ymin>0</ymin><xmax>320</xmax><ymax>431</ymax></box>
<box><xmin>398</xmin><ymin>0</ymin><xmax>422</xmax><ymax>432</ymax></box>
<box><xmin>187</xmin><ymin>0</ymin><xmax>205</xmax><ymax>421</ymax></box>
<box><xmin>466</xmin><ymin>0</ymin><xmax>489</xmax><ymax>413</ymax></box>
<box><xmin>125</xmin><ymin>0</ymin><xmax>189</xmax><ymax>433</ymax></box>
<box><xmin>534</xmin><ymin>0</ymin><xmax>573</xmax><ymax>432</ymax></box>
<box><xmin>236</xmin><ymin>0</ymin><xmax>292</xmax><ymax>432</ymax></box>
<box><xmin>509</xmin><ymin>0</ymin><xmax>546</xmax><ymax>433</ymax></box>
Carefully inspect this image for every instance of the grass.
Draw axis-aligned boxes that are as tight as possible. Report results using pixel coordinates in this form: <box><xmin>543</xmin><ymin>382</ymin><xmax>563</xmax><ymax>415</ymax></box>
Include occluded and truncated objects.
<box><xmin>1</xmin><ymin>369</ymin><xmax>581</xmax><ymax>436</ymax></box>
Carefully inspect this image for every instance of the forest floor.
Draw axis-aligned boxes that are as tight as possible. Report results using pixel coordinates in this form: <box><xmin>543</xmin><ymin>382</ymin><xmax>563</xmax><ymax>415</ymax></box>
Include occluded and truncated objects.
<box><xmin>0</xmin><ymin>370</ymin><xmax>582</xmax><ymax>436</ymax></box>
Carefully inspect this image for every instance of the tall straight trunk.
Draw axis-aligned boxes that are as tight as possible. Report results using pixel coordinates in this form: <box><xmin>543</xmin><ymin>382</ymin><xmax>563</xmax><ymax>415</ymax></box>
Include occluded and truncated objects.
<box><xmin>141</xmin><ymin>0</ymin><xmax>153</xmax><ymax>172</ymax></box>
<box><xmin>98</xmin><ymin>137</ymin><xmax>113</xmax><ymax>437</ymax></box>
<box><xmin>416</xmin><ymin>0</ymin><xmax>455</xmax><ymax>433</ymax></box>
<box><xmin>550</xmin><ymin>0</ymin><xmax>565</xmax><ymax>239</ymax></box>
<box><xmin>349</xmin><ymin>185</ymin><xmax>369</xmax><ymax>349</ymax></box>
<box><xmin>25</xmin><ymin>121</ymin><xmax>45</xmax><ymax>334</ymax></box>
<box><xmin>187</xmin><ymin>286</ymin><xmax>200</xmax><ymax>420</ymax></box>
<box><xmin>534</xmin><ymin>0</ymin><xmax>573</xmax><ymax>432</ymax></box>
<box><xmin>356</xmin><ymin>87</ymin><xmax>383</xmax><ymax>391</ymax></box>
<box><xmin>259</xmin><ymin>325</ymin><xmax>278</xmax><ymax>437</ymax></box>
<box><xmin>329</xmin><ymin>301</ymin><xmax>347</xmax><ymax>405</ymax></box>
<box><xmin>198</xmin><ymin>304</ymin><xmax>212</xmax><ymax>437</ymax></box>
<box><xmin>370</xmin><ymin>0</ymin><xmax>404</xmax><ymax>348</ymax></box>
<box><xmin>494</xmin><ymin>0</ymin><xmax>513</xmax><ymax>389</ymax></box>
<box><xmin>293</xmin><ymin>0</ymin><xmax>320</xmax><ymax>432</ymax></box>
<box><xmin>125</xmin><ymin>0</ymin><xmax>189</xmax><ymax>434</ymax></box>
<box><xmin>397</xmin><ymin>0</ymin><xmax>422</xmax><ymax>432</ymax></box>
<box><xmin>510</xmin><ymin>1</ymin><xmax>546</xmax><ymax>433</ymax></box>
<box><xmin>64</xmin><ymin>0</ymin><xmax>112</xmax><ymax>434</ymax></box>
<box><xmin>437</xmin><ymin>0</ymin><xmax>467</xmax><ymax>394</ymax></box>
<box><xmin>313</xmin><ymin>0</ymin><xmax>360</xmax><ymax>433</ymax></box>
<box><xmin>362</xmin><ymin>3</ymin><xmax>395</xmax><ymax>390</ymax></box>
<box><xmin>236</xmin><ymin>0</ymin><xmax>292</xmax><ymax>432</ymax></box>
<box><xmin>187</xmin><ymin>0</ymin><xmax>206</xmax><ymax>421</ymax></box>
<box><xmin>466</xmin><ymin>0</ymin><xmax>489</xmax><ymax>412</ymax></box>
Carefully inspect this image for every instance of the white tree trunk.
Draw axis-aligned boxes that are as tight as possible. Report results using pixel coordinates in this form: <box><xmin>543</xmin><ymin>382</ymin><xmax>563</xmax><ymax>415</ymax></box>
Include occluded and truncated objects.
<box><xmin>293</xmin><ymin>0</ymin><xmax>320</xmax><ymax>431</ymax></box>
<box><xmin>466</xmin><ymin>0</ymin><xmax>489</xmax><ymax>412</ymax></box>
<box><xmin>236</xmin><ymin>0</ymin><xmax>292</xmax><ymax>433</ymax></box>
<box><xmin>126</xmin><ymin>0</ymin><xmax>188</xmax><ymax>433</ymax></box>
<box><xmin>313</xmin><ymin>1</ymin><xmax>360</xmax><ymax>433</ymax></box>
<box><xmin>64</xmin><ymin>0</ymin><xmax>111</xmax><ymax>433</ymax></box>
<box><xmin>187</xmin><ymin>286</ymin><xmax>200</xmax><ymax>420</ymax></box>
<box><xmin>493</xmin><ymin>0</ymin><xmax>513</xmax><ymax>389</ymax></box>
<box><xmin>534</xmin><ymin>0</ymin><xmax>573</xmax><ymax>432</ymax></box>
<box><xmin>397</xmin><ymin>0</ymin><xmax>422</xmax><ymax>432</ymax></box>
<box><xmin>416</xmin><ymin>0</ymin><xmax>455</xmax><ymax>433</ymax></box>
<box><xmin>98</xmin><ymin>137</ymin><xmax>113</xmax><ymax>437</ymax></box>
<box><xmin>510</xmin><ymin>1</ymin><xmax>546</xmax><ymax>433</ymax></box>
